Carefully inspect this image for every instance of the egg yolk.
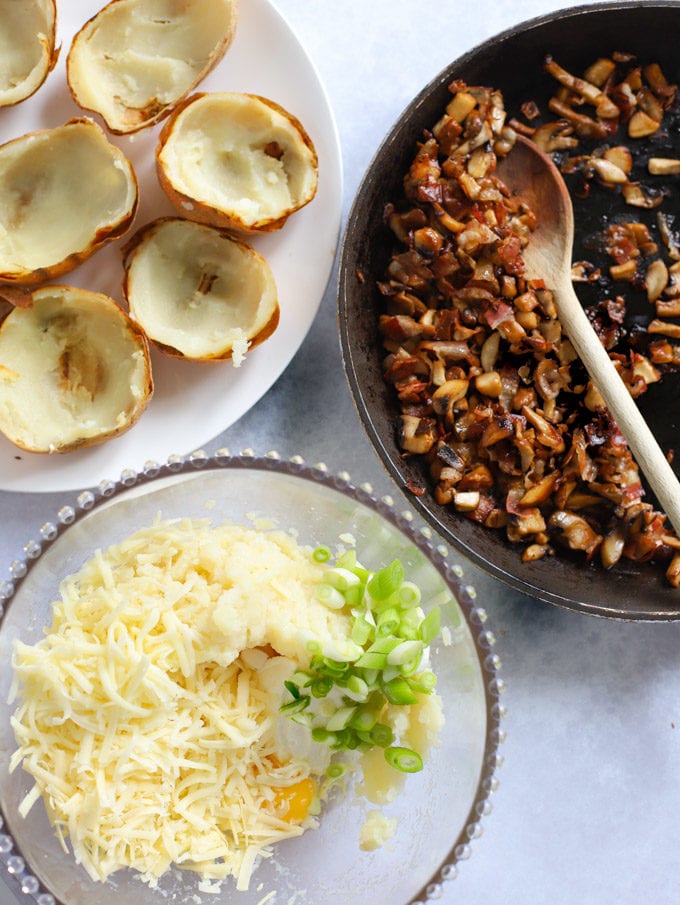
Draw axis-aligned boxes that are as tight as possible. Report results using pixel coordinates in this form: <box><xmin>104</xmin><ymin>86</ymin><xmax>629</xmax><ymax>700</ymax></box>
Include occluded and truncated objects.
<box><xmin>272</xmin><ymin>777</ymin><xmax>316</xmax><ymax>823</ymax></box>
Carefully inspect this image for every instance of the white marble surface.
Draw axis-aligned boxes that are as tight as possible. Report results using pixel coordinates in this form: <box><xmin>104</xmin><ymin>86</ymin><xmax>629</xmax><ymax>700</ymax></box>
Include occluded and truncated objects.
<box><xmin>2</xmin><ymin>0</ymin><xmax>680</xmax><ymax>903</ymax></box>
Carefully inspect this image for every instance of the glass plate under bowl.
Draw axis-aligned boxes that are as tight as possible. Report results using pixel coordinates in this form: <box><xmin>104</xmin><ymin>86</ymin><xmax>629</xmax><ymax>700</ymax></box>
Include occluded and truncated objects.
<box><xmin>0</xmin><ymin>451</ymin><xmax>503</xmax><ymax>905</ymax></box>
<box><xmin>338</xmin><ymin>1</ymin><xmax>680</xmax><ymax>620</ymax></box>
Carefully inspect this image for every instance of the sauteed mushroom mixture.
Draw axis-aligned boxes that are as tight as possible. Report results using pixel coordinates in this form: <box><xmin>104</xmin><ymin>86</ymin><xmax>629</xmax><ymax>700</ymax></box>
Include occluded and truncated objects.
<box><xmin>378</xmin><ymin>53</ymin><xmax>680</xmax><ymax>585</ymax></box>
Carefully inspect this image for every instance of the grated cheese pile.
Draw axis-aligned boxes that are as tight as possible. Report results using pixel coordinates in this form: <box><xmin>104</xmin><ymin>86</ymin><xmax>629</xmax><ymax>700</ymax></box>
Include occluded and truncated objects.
<box><xmin>9</xmin><ymin>518</ymin><xmax>353</xmax><ymax>890</ymax></box>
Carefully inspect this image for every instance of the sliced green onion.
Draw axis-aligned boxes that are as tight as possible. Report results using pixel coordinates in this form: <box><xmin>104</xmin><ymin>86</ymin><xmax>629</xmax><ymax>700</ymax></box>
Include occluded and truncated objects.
<box><xmin>315</xmin><ymin>583</ymin><xmax>346</xmax><ymax>610</ymax></box>
<box><xmin>344</xmin><ymin>674</ymin><xmax>369</xmax><ymax>701</ymax></box>
<box><xmin>395</xmin><ymin>581</ymin><xmax>421</xmax><ymax>609</ymax></box>
<box><xmin>382</xmin><ymin>676</ymin><xmax>418</xmax><ymax>705</ymax></box>
<box><xmin>366</xmin><ymin>636</ymin><xmax>401</xmax><ymax>655</ymax></box>
<box><xmin>351</xmin><ymin>613</ymin><xmax>373</xmax><ymax>646</ymax></box>
<box><xmin>384</xmin><ymin>745</ymin><xmax>423</xmax><ymax>773</ymax></box>
<box><xmin>330</xmin><ymin>728</ymin><xmax>361</xmax><ymax>750</ymax></box>
<box><xmin>380</xmin><ymin>665</ymin><xmax>400</xmax><ymax>683</ymax></box>
<box><xmin>289</xmin><ymin>710</ymin><xmax>313</xmax><ymax>727</ymax></box>
<box><xmin>350</xmin><ymin>705</ymin><xmax>378</xmax><ymax>732</ymax></box>
<box><xmin>353</xmin><ymin>651</ymin><xmax>387</xmax><ymax>670</ymax></box>
<box><xmin>399</xmin><ymin>654</ymin><xmax>424</xmax><ymax>677</ymax></box>
<box><xmin>398</xmin><ymin>608</ymin><xmax>423</xmax><ymax>639</ymax></box>
<box><xmin>361</xmin><ymin>668</ymin><xmax>379</xmax><ymax>687</ymax></box>
<box><xmin>282</xmin><ymin>549</ymin><xmax>439</xmax><ymax>783</ymax></box>
<box><xmin>310</xmin><ymin>676</ymin><xmax>334</xmax><ymax>698</ymax></box>
<box><xmin>283</xmin><ymin>680</ymin><xmax>301</xmax><ymax>700</ymax></box>
<box><xmin>280</xmin><ymin>696</ymin><xmax>310</xmax><ymax>715</ymax></box>
<box><xmin>343</xmin><ymin>585</ymin><xmax>363</xmax><ymax>609</ymax></box>
<box><xmin>336</xmin><ymin>551</ymin><xmax>371</xmax><ymax>584</ymax></box>
<box><xmin>326</xmin><ymin>705</ymin><xmax>357</xmax><ymax>732</ymax></box>
<box><xmin>369</xmin><ymin>723</ymin><xmax>394</xmax><ymax>748</ymax></box>
<box><xmin>386</xmin><ymin>639</ymin><xmax>424</xmax><ymax>667</ymax></box>
<box><xmin>376</xmin><ymin>607</ymin><xmax>400</xmax><ymax>637</ymax></box>
<box><xmin>310</xmin><ymin>655</ymin><xmax>348</xmax><ymax>677</ymax></box>
<box><xmin>321</xmin><ymin>639</ymin><xmax>364</xmax><ymax>663</ymax></box>
<box><xmin>325</xmin><ymin>567</ymin><xmax>361</xmax><ymax>592</ymax></box>
<box><xmin>367</xmin><ymin>559</ymin><xmax>404</xmax><ymax>601</ymax></box>
<box><xmin>407</xmin><ymin>670</ymin><xmax>437</xmax><ymax>694</ymax></box>
<box><xmin>419</xmin><ymin>606</ymin><xmax>441</xmax><ymax>644</ymax></box>
<box><xmin>335</xmin><ymin>549</ymin><xmax>357</xmax><ymax>571</ymax></box>
<box><xmin>326</xmin><ymin>762</ymin><xmax>347</xmax><ymax>779</ymax></box>
<box><xmin>312</xmin><ymin>545</ymin><xmax>332</xmax><ymax>563</ymax></box>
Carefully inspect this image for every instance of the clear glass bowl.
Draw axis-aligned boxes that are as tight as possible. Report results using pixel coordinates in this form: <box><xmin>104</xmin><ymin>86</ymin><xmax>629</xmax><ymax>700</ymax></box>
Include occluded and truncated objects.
<box><xmin>0</xmin><ymin>451</ymin><xmax>504</xmax><ymax>905</ymax></box>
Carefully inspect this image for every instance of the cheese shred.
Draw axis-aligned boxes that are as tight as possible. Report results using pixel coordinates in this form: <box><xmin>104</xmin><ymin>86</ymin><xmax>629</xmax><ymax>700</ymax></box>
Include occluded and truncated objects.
<box><xmin>10</xmin><ymin>518</ymin><xmax>352</xmax><ymax>890</ymax></box>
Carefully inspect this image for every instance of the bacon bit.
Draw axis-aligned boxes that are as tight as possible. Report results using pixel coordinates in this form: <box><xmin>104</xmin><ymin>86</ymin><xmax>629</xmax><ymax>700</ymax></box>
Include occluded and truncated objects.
<box><xmin>404</xmin><ymin>479</ymin><xmax>426</xmax><ymax>497</ymax></box>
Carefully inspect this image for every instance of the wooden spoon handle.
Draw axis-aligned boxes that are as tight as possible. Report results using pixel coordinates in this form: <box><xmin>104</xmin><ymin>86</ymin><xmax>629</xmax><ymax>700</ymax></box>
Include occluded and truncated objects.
<box><xmin>558</xmin><ymin>282</ymin><xmax>680</xmax><ymax>536</ymax></box>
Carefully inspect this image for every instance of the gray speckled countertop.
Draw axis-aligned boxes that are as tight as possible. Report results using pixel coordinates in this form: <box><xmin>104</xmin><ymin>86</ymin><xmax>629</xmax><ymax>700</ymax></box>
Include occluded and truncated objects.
<box><xmin>2</xmin><ymin>1</ymin><xmax>680</xmax><ymax>903</ymax></box>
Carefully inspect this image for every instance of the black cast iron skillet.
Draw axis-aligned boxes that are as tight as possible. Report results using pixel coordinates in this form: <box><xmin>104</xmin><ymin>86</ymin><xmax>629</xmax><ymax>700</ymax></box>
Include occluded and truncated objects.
<box><xmin>338</xmin><ymin>1</ymin><xmax>680</xmax><ymax>620</ymax></box>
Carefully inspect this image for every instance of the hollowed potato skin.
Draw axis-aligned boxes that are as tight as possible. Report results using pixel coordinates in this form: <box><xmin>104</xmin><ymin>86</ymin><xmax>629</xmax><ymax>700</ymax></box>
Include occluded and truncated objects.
<box><xmin>156</xmin><ymin>92</ymin><xmax>319</xmax><ymax>234</ymax></box>
<box><xmin>0</xmin><ymin>285</ymin><xmax>153</xmax><ymax>454</ymax></box>
<box><xmin>0</xmin><ymin>0</ymin><xmax>58</xmax><ymax>108</ymax></box>
<box><xmin>122</xmin><ymin>217</ymin><xmax>280</xmax><ymax>361</ymax></box>
<box><xmin>0</xmin><ymin>118</ymin><xmax>138</xmax><ymax>285</ymax></box>
<box><xmin>66</xmin><ymin>0</ymin><xmax>239</xmax><ymax>134</ymax></box>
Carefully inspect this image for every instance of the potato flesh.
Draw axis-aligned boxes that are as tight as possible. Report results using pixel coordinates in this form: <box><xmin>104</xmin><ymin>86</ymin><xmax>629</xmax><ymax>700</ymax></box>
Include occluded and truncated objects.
<box><xmin>0</xmin><ymin>121</ymin><xmax>136</xmax><ymax>276</ymax></box>
<box><xmin>0</xmin><ymin>0</ymin><xmax>54</xmax><ymax>105</ymax></box>
<box><xmin>0</xmin><ymin>290</ymin><xmax>149</xmax><ymax>452</ymax></box>
<box><xmin>160</xmin><ymin>94</ymin><xmax>317</xmax><ymax>225</ymax></box>
<box><xmin>127</xmin><ymin>220</ymin><xmax>277</xmax><ymax>358</ymax></box>
<box><xmin>69</xmin><ymin>0</ymin><xmax>236</xmax><ymax>129</ymax></box>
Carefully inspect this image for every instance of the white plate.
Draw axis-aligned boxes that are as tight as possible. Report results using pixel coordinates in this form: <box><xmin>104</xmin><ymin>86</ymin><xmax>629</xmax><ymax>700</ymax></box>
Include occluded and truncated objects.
<box><xmin>0</xmin><ymin>0</ymin><xmax>343</xmax><ymax>494</ymax></box>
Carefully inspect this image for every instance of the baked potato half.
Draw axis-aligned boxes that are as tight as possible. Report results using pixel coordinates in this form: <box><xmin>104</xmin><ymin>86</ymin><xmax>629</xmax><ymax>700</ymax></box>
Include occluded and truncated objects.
<box><xmin>123</xmin><ymin>217</ymin><xmax>279</xmax><ymax>363</ymax></box>
<box><xmin>0</xmin><ymin>118</ymin><xmax>138</xmax><ymax>285</ymax></box>
<box><xmin>156</xmin><ymin>92</ymin><xmax>318</xmax><ymax>233</ymax></box>
<box><xmin>67</xmin><ymin>0</ymin><xmax>239</xmax><ymax>134</ymax></box>
<box><xmin>0</xmin><ymin>0</ymin><xmax>58</xmax><ymax>108</ymax></box>
<box><xmin>0</xmin><ymin>285</ymin><xmax>152</xmax><ymax>453</ymax></box>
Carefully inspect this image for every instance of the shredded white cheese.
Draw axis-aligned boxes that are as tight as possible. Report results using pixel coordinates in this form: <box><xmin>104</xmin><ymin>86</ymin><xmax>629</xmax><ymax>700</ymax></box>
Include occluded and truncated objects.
<box><xmin>9</xmin><ymin>518</ymin><xmax>351</xmax><ymax>890</ymax></box>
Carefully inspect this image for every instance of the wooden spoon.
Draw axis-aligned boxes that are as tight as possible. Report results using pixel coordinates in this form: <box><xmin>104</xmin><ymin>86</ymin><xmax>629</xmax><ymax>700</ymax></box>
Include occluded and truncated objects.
<box><xmin>498</xmin><ymin>133</ymin><xmax>680</xmax><ymax>536</ymax></box>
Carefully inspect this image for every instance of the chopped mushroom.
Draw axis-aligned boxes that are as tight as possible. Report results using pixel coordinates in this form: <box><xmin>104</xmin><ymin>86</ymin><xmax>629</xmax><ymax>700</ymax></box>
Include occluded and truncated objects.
<box><xmin>378</xmin><ymin>68</ymin><xmax>680</xmax><ymax>585</ymax></box>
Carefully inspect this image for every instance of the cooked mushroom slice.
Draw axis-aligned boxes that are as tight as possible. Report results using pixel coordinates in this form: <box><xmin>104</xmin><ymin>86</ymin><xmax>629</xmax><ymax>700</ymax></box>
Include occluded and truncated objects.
<box><xmin>0</xmin><ymin>0</ymin><xmax>57</xmax><ymax>107</ymax></box>
<box><xmin>157</xmin><ymin>92</ymin><xmax>319</xmax><ymax>233</ymax></box>
<box><xmin>123</xmin><ymin>218</ymin><xmax>279</xmax><ymax>363</ymax></box>
<box><xmin>0</xmin><ymin>286</ymin><xmax>152</xmax><ymax>453</ymax></box>
<box><xmin>0</xmin><ymin>118</ymin><xmax>138</xmax><ymax>284</ymax></box>
<box><xmin>67</xmin><ymin>0</ymin><xmax>238</xmax><ymax>134</ymax></box>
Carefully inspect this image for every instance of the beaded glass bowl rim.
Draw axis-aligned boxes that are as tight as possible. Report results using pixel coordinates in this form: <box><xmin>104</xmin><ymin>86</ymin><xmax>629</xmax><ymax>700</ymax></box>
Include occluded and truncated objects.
<box><xmin>0</xmin><ymin>449</ymin><xmax>505</xmax><ymax>905</ymax></box>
